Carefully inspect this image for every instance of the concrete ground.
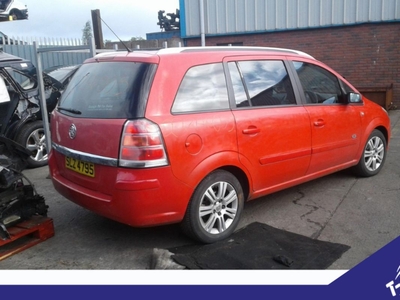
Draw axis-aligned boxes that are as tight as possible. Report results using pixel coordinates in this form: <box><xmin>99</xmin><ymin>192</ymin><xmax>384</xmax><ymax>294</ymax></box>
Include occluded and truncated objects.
<box><xmin>0</xmin><ymin>110</ymin><xmax>399</xmax><ymax>272</ymax></box>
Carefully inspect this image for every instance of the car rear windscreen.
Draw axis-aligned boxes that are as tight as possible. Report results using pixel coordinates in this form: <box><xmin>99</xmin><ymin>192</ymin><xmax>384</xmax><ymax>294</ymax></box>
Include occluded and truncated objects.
<box><xmin>58</xmin><ymin>61</ymin><xmax>156</xmax><ymax>119</ymax></box>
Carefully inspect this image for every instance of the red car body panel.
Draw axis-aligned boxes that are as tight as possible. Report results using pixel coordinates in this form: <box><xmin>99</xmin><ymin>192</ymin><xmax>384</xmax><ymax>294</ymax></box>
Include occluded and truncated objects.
<box><xmin>48</xmin><ymin>47</ymin><xmax>391</xmax><ymax>228</ymax></box>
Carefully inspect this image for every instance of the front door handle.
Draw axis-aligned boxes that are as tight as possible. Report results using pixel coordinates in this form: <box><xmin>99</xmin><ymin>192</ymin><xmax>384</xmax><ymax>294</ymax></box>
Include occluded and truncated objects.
<box><xmin>314</xmin><ymin>119</ymin><xmax>325</xmax><ymax>127</ymax></box>
<box><xmin>242</xmin><ymin>126</ymin><xmax>260</xmax><ymax>135</ymax></box>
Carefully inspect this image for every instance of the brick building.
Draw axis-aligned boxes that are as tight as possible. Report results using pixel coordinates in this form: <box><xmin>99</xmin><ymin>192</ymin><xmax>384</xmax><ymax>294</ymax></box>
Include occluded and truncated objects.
<box><xmin>175</xmin><ymin>0</ymin><xmax>400</xmax><ymax>109</ymax></box>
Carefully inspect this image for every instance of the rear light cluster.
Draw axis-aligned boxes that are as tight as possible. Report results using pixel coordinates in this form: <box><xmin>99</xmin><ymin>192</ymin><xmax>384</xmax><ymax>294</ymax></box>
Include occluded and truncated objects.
<box><xmin>119</xmin><ymin>119</ymin><xmax>169</xmax><ymax>168</ymax></box>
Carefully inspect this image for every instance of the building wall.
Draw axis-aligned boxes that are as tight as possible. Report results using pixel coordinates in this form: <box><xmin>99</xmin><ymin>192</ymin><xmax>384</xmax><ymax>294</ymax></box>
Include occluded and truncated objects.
<box><xmin>185</xmin><ymin>22</ymin><xmax>400</xmax><ymax>109</ymax></box>
<box><xmin>182</xmin><ymin>0</ymin><xmax>400</xmax><ymax>38</ymax></box>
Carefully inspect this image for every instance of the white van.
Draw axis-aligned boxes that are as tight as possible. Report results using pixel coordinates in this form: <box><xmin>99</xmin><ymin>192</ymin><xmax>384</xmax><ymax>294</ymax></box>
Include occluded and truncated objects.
<box><xmin>0</xmin><ymin>0</ymin><xmax>28</xmax><ymax>21</ymax></box>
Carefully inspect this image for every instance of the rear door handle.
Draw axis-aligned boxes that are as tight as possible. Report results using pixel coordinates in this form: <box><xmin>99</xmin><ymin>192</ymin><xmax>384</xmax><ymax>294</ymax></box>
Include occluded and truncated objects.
<box><xmin>313</xmin><ymin>119</ymin><xmax>325</xmax><ymax>127</ymax></box>
<box><xmin>242</xmin><ymin>126</ymin><xmax>260</xmax><ymax>135</ymax></box>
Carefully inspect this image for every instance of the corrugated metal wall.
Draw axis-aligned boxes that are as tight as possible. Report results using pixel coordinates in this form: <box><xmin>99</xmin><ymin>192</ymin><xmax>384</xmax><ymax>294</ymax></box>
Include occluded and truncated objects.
<box><xmin>1</xmin><ymin>45</ymin><xmax>91</xmax><ymax>70</ymax></box>
<box><xmin>0</xmin><ymin>38</ymin><xmax>92</xmax><ymax>70</ymax></box>
<box><xmin>181</xmin><ymin>0</ymin><xmax>400</xmax><ymax>37</ymax></box>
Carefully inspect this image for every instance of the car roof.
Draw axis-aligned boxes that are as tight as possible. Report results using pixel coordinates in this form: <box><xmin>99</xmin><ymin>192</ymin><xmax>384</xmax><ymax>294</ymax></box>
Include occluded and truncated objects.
<box><xmin>0</xmin><ymin>51</ymin><xmax>27</xmax><ymax>63</ymax></box>
<box><xmin>91</xmin><ymin>46</ymin><xmax>315</xmax><ymax>63</ymax></box>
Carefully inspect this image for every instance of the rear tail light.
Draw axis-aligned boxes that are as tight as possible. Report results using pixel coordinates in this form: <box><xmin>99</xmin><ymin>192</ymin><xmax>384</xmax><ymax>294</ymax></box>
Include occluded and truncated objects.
<box><xmin>119</xmin><ymin>119</ymin><xmax>168</xmax><ymax>168</ymax></box>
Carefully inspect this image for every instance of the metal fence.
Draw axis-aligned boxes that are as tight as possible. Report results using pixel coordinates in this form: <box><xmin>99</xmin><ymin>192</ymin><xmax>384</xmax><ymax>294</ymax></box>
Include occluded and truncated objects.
<box><xmin>0</xmin><ymin>36</ymin><xmax>94</xmax><ymax>69</ymax></box>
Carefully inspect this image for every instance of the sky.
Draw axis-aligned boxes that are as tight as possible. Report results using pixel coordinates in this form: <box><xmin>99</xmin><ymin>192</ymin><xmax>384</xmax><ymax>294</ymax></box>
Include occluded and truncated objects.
<box><xmin>0</xmin><ymin>0</ymin><xmax>180</xmax><ymax>41</ymax></box>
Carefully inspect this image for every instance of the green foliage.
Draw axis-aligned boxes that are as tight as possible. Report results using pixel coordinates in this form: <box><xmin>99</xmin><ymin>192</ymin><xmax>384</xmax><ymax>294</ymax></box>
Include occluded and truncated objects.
<box><xmin>82</xmin><ymin>21</ymin><xmax>93</xmax><ymax>43</ymax></box>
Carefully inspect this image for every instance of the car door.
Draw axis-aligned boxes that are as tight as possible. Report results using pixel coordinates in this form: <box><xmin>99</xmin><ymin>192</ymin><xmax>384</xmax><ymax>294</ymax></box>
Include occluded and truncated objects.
<box><xmin>159</xmin><ymin>62</ymin><xmax>238</xmax><ymax>185</ymax></box>
<box><xmin>226</xmin><ymin>58</ymin><xmax>312</xmax><ymax>194</ymax></box>
<box><xmin>290</xmin><ymin>61</ymin><xmax>362</xmax><ymax>175</ymax></box>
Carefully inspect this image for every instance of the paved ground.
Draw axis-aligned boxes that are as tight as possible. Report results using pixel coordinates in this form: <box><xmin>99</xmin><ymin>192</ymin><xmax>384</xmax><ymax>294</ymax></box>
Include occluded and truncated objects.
<box><xmin>1</xmin><ymin>110</ymin><xmax>399</xmax><ymax>271</ymax></box>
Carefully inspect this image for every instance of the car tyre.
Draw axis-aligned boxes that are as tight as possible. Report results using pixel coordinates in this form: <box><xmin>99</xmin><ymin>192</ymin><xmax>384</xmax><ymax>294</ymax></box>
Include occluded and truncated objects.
<box><xmin>15</xmin><ymin>120</ymin><xmax>48</xmax><ymax>168</ymax></box>
<box><xmin>181</xmin><ymin>170</ymin><xmax>244</xmax><ymax>244</ymax></box>
<box><xmin>353</xmin><ymin>129</ymin><xmax>386</xmax><ymax>177</ymax></box>
<box><xmin>10</xmin><ymin>10</ymin><xmax>22</xmax><ymax>20</ymax></box>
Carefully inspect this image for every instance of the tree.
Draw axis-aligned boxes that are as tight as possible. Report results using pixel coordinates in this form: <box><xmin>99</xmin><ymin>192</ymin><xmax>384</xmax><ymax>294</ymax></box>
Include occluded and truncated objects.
<box><xmin>130</xmin><ymin>36</ymin><xmax>145</xmax><ymax>41</ymax></box>
<box><xmin>82</xmin><ymin>21</ymin><xmax>93</xmax><ymax>44</ymax></box>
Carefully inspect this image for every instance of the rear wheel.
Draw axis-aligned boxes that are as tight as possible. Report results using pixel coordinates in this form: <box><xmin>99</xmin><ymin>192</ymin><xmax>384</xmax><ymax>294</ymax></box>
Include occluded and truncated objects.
<box><xmin>353</xmin><ymin>129</ymin><xmax>386</xmax><ymax>177</ymax></box>
<box><xmin>15</xmin><ymin>121</ymin><xmax>48</xmax><ymax>168</ymax></box>
<box><xmin>181</xmin><ymin>170</ymin><xmax>244</xmax><ymax>244</ymax></box>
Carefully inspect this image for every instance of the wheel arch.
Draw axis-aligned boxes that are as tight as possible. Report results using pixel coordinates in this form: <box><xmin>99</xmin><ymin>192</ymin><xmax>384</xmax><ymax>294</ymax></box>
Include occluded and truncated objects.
<box><xmin>218</xmin><ymin>165</ymin><xmax>250</xmax><ymax>202</ymax></box>
<box><xmin>357</xmin><ymin>118</ymin><xmax>390</xmax><ymax>160</ymax></box>
<box><xmin>6</xmin><ymin>115</ymin><xmax>36</xmax><ymax>140</ymax></box>
<box><xmin>9</xmin><ymin>9</ymin><xmax>22</xmax><ymax>17</ymax></box>
<box><xmin>374</xmin><ymin>125</ymin><xmax>389</xmax><ymax>147</ymax></box>
<box><xmin>364</xmin><ymin>124</ymin><xmax>390</xmax><ymax>146</ymax></box>
<box><xmin>182</xmin><ymin>151</ymin><xmax>251</xmax><ymax>202</ymax></box>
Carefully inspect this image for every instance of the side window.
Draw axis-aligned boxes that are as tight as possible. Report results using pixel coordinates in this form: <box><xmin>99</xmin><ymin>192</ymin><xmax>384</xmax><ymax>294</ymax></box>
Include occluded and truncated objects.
<box><xmin>293</xmin><ymin>61</ymin><xmax>344</xmax><ymax>104</ymax></box>
<box><xmin>229</xmin><ymin>60</ymin><xmax>296</xmax><ymax>108</ymax></box>
<box><xmin>172</xmin><ymin>63</ymin><xmax>229</xmax><ymax>113</ymax></box>
<box><xmin>5</xmin><ymin>68</ymin><xmax>36</xmax><ymax>90</ymax></box>
<box><xmin>228</xmin><ymin>62</ymin><xmax>249</xmax><ymax>107</ymax></box>
<box><xmin>340</xmin><ymin>79</ymin><xmax>355</xmax><ymax>94</ymax></box>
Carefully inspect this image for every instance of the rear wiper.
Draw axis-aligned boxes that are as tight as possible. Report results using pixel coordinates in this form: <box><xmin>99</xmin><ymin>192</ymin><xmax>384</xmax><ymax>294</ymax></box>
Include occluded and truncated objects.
<box><xmin>57</xmin><ymin>106</ymin><xmax>82</xmax><ymax>115</ymax></box>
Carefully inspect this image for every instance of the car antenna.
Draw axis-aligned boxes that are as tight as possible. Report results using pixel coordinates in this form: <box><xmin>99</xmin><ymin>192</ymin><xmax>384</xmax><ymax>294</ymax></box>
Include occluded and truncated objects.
<box><xmin>99</xmin><ymin>16</ymin><xmax>132</xmax><ymax>52</ymax></box>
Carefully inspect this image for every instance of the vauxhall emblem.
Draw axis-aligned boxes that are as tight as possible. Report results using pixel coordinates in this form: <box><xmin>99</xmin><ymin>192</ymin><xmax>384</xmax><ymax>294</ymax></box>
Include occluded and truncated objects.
<box><xmin>69</xmin><ymin>124</ymin><xmax>77</xmax><ymax>139</ymax></box>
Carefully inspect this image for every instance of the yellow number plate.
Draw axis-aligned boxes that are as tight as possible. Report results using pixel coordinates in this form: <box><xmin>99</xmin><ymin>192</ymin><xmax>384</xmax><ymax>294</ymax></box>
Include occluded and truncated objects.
<box><xmin>65</xmin><ymin>156</ymin><xmax>95</xmax><ymax>177</ymax></box>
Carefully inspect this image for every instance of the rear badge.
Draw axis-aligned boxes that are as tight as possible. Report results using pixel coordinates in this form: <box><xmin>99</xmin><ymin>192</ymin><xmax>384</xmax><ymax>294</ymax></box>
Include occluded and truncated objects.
<box><xmin>69</xmin><ymin>124</ymin><xmax>77</xmax><ymax>139</ymax></box>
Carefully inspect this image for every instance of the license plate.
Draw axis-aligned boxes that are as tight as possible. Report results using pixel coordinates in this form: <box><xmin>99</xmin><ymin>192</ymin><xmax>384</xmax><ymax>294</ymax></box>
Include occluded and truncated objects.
<box><xmin>65</xmin><ymin>156</ymin><xmax>95</xmax><ymax>177</ymax></box>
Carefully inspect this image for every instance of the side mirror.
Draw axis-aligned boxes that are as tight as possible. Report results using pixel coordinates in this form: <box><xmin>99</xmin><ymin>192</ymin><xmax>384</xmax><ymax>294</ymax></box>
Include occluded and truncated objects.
<box><xmin>347</xmin><ymin>92</ymin><xmax>362</xmax><ymax>104</ymax></box>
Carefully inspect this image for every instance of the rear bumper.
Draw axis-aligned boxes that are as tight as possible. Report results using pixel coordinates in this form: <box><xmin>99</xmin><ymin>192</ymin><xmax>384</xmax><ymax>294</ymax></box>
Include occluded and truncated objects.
<box><xmin>49</xmin><ymin>154</ymin><xmax>193</xmax><ymax>227</ymax></box>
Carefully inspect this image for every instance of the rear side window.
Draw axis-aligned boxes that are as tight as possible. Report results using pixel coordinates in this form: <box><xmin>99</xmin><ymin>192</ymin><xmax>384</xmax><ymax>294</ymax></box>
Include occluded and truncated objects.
<box><xmin>229</xmin><ymin>60</ymin><xmax>296</xmax><ymax>108</ymax></box>
<box><xmin>172</xmin><ymin>63</ymin><xmax>229</xmax><ymax>113</ymax></box>
<box><xmin>59</xmin><ymin>62</ymin><xmax>156</xmax><ymax>119</ymax></box>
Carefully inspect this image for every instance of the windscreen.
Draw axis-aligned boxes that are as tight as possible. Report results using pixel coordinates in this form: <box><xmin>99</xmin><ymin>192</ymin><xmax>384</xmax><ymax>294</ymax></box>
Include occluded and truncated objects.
<box><xmin>4</xmin><ymin>61</ymin><xmax>37</xmax><ymax>91</ymax></box>
<box><xmin>58</xmin><ymin>61</ymin><xmax>156</xmax><ymax>119</ymax></box>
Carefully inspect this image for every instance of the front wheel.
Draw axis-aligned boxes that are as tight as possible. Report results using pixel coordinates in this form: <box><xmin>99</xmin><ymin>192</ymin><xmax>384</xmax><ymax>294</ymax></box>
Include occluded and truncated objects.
<box><xmin>353</xmin><ymin>129</ymin><xmax>387</xmax><ymax>177</ymax></box>
<box><xmin>181</xmin><ymin>170</ymin><xmax>244</xmax><ymax>244</ymax></box>
<box><xmin>15</xmin><ymin>120</ymin><xmax>48</xmax><ymax>168</ymax></box>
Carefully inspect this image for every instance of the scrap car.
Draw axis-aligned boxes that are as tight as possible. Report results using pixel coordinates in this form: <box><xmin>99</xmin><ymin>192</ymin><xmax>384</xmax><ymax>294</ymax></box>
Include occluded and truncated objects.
<box><xmin>0</xmin><ymin>135</ymin><xmax>48</xmax><ymax>239</ymax></box>
<box><xmin>0</xmin><ymin>51</ymin><xmax>63</xmax><ymax>168</ymax></box>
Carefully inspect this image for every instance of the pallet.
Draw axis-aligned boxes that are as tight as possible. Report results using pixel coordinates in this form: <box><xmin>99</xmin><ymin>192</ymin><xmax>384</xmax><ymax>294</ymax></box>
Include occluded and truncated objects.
<box><xmin>0</xmin><ymin>216</ymin><xmax>54</xmax><ymax>261</ymax></box>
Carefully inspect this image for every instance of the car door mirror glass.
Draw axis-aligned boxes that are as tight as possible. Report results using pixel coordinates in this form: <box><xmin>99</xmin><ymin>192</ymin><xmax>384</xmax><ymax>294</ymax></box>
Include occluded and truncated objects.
<box><xmin>348</xmin><ymin>92</ymin><xmax>362</xmax><ymax>103</ymax></box>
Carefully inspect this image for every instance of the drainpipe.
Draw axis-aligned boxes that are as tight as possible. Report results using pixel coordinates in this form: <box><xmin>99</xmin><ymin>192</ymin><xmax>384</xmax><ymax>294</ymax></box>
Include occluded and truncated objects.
<box><xmin>200</xmin><ymin>0</ymin><xmax>205</xmax><ymax>46</ymax></box>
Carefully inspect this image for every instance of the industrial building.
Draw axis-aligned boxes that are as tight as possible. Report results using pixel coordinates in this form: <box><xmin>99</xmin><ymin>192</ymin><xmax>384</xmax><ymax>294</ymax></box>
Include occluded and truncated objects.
<box><xmin>148</xmin><ymin>0</ymin><xmax>400</xmax><ymax>109</ymax></box>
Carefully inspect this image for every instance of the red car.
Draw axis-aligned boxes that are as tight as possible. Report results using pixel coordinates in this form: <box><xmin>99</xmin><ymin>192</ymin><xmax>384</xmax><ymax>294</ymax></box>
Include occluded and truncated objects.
<box><xmin>48</xmin><ymin>47</ymin><xmax>391</xmax><ymax>243</ymax></box>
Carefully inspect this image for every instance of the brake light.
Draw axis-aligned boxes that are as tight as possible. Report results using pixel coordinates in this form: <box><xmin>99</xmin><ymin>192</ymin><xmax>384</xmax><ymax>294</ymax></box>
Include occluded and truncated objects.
<box><xmin>119</xmin><ymin>119</ymin><xmax>168</xmax><ymax>168</ymax></box>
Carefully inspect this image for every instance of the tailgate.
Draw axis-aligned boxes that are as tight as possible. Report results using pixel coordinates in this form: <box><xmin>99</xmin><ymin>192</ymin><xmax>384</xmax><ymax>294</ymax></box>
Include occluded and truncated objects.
<box><xmin>50</xmin><ymin>111</ymin><xmax>126</xmax><ymax>195</ymax></box>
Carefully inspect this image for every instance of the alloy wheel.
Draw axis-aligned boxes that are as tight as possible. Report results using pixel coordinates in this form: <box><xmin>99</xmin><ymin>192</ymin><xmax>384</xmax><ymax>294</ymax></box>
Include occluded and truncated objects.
<box><xmin>364</xmin><ymin>136</ymin><xmax>384</xmax><ymax>172</ymax></box>
<box><xmin>198</xmin><ymin>181</ymin><xmax>239</xmax><ymax>235</ymax></box>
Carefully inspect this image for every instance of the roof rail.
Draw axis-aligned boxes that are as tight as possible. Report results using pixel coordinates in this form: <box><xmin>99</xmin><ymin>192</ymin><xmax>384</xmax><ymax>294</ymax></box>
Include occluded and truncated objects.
<box><xmin>157</xmin><ymin>46</ymin><xmax>315</xmax><ymax>59</ymax></box>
